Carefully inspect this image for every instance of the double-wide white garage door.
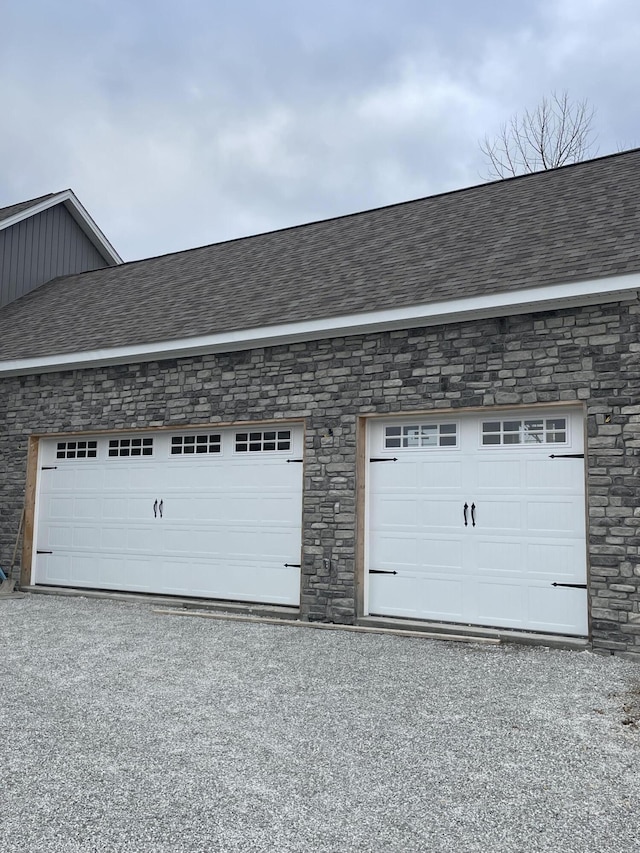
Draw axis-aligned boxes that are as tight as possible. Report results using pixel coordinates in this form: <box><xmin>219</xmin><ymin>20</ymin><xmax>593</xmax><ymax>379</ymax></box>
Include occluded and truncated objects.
<box><xmin>34</xmin><ymin>425</ymin><xmax>304</xmax><ymax>605</ymax></box>
<box><xmin>366</xmin><ymin>409</ymin><xmax>588</xmax><ymax>636</ymax></box>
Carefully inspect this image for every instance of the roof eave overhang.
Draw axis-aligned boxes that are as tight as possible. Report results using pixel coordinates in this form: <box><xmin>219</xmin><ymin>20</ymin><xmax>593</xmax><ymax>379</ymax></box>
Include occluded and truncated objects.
<box><xmin>0</xmin><ymin>190</ymin><xmax>123</xmax><ymax>265</ymax></box>
<box><xmin>0</xmin><ymin>272</ymin><xmax>638</xmax><ymax>378</ymax></box>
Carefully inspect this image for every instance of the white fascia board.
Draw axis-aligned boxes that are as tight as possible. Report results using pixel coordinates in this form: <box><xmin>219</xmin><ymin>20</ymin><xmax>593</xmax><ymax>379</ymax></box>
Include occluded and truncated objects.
<box><xmin>0</xmin><ymin>190</ymin><xmax>123</xmax><ymax>265</ymax></box>
<box><xmin>1</xmin><ymin>272</ymin><xmax>639</xmax><ymax>377</ymax></box>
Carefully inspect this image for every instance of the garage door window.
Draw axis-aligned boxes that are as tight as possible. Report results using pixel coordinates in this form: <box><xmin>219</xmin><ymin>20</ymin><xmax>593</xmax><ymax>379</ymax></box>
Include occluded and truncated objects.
<box><xmin>56</xmin><ymin>440</ymin><xmax>98</xmax><ymax>460</ymax></box>
<box><xmin>384</xmin><ymin>423</ymin><xmax>457</xmax><ymax>449</ymax></box>
<box><xmin>235</xmin><ymin>430</ymin><xmax>291</xmax><ymax>452</ymax></box>
<box><xmin>108</xmin><ymin>437</ymin><xmax>154</xmax><ymax>457</ymax></box>
<box><xmin>171</xmin><ymin>434</ymin><xmax>221</xmax><ymax>455</ymax></box>
<box><xmin>481</xmin><ymin>417</ymin><xmax>567</xmax><ymax>446</ymax></box>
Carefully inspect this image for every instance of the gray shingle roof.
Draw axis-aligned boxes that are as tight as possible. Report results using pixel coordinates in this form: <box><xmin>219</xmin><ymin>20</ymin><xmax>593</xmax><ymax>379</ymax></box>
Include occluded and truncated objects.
<box><xmin>0</xmin><ymin>192</ymin><xmax>58</xmax><ymax>225</ymax></box>
<box><xmin>1</xmin><ymin>151</ymin><xmax>640</xmax><ymax>362</ymax></box>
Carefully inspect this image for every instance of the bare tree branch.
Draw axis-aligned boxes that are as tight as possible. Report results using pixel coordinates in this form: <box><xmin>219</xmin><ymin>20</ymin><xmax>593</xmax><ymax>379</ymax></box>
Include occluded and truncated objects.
<box><xmin>479</xmin><ymin>91</ymin><xmax>597</xmax><ymax>180</ymax></box>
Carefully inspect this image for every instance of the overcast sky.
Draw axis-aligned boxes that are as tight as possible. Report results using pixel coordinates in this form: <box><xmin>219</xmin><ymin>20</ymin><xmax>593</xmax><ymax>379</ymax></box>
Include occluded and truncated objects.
<box><xmin>1</xmin><ymin>0</ymin><xmax>639</xmax><ymax>260</ymax></box>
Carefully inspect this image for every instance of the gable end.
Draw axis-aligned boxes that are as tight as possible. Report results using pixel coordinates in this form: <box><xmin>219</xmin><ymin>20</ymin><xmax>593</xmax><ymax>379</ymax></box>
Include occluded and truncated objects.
<box><xmin>0</xmin><ymin>203</ymin><xmax>112</xmax><ymax>308</ymax></box>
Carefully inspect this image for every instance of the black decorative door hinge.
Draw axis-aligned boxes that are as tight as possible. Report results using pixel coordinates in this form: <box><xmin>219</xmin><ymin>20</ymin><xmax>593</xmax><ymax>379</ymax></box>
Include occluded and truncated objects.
<box><xmin>284</xmin><ymin>563</ymin><xmax>301</xmax><ymax>568</ymax></box>
<box><xmin>286</xmin><ymin>458</ymin><xmax>303</xmax><ymax>463</ymax></box>
<box><xmin>549</xmin><ymin>454</ymin><xmax>584</xmax><ymax>459</ymax></box>
<box><xmin>369</xmin><ymin>569</ymin><xmax>398</xmax><ymax>575</ymax></box>
<box><xmin>370</xmin><ymin>458</ymin><xmax>398</xmax><ymax>463</ymax></box>
<box><xmin>552</xmin><ymin>582</ymin><xmax>587</xmax><ymax>589</ymax></box>
<box><xmin>36</xmin><ymin>550</ymin><xmax>53</xmax><ymax>555</ymax></box>
<box><xmin>41</xmin><ymin>466</ymin><xmax>58</xmax><ymax>470</ymax></box>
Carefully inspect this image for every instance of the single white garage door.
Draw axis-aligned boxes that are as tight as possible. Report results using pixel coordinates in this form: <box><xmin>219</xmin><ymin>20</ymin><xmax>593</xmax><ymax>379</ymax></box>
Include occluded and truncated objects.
<box><xmin>33</xmin><ymin>425</ymin><xmax>304</xmax><ymax>605</ymax></box>
<box><xmin>367</xmin><ymin>409</ymin><xmax>588</xmax><ymax>635</ymax></box>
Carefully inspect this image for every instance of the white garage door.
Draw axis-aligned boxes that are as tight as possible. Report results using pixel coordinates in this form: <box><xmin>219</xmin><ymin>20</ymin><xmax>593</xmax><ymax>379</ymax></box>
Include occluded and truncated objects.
<box><xmin>367</xmin><ymin>409</ymin><xmax>588</xmax><ymax>635</ymax></box>
<box><xmin>33</xmin><ymin>425</ymin><xmax>304</xmax><ymax>606</ymax></box>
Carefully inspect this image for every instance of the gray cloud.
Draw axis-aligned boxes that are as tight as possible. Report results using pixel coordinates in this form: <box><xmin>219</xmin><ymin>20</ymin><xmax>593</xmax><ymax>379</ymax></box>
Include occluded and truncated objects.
<box><xmin>1</xmin><ymin>0</ymin><xmax>638</xmax><ymax>260</ymax></box>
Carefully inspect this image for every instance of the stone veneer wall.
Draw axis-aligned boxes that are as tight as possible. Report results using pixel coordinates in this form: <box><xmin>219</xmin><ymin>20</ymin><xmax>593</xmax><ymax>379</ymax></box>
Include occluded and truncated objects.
<box><xmin>1</xmin><ymin>299</ymin><xmax>639</xmax><ymax>657</ymax></box>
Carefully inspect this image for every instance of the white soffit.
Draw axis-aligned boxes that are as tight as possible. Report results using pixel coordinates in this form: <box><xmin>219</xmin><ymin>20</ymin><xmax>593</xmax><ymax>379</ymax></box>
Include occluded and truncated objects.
<box><xmin>0</xmin><ymin>190</ymin><xmax>122</xmax><ymax>266</ymax></box>
<box><xmin>1</xmin><ymin>272</ymin><xmax>638</xmax><ymax>377</ymax></box>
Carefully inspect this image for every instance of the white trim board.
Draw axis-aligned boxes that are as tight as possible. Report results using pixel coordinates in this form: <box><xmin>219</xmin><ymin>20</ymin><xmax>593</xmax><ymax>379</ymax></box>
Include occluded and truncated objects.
<box><xmin>1</xmin><ymin>272</ymin><xmax>638</xmax><ymax>377</ymax></box>
<box><xmin>0</xmin><ymin>190</ymin><xmax>122</xmax><ymax>266</ymax></box>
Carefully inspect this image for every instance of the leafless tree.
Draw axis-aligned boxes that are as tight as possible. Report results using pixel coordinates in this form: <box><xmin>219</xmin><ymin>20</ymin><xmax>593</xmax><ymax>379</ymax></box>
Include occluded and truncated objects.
<box><xmin>480</xmin><ymin>91</ymin><xmax>597</xmax><ymax>180</ymax></box>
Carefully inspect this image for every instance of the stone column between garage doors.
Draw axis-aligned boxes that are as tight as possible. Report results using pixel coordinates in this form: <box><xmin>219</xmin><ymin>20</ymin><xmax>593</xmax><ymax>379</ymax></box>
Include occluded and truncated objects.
<box><xmin>299</xmin><ymin>414</ymin><xmax>358</xmax><ymax>624</ymax></box>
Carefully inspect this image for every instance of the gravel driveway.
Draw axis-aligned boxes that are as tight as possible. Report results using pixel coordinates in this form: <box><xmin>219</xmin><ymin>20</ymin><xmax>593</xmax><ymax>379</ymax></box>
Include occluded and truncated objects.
<box><xmin>1</xmin><ymin>594</ymin><xmax>639</xmax><ymax>853</ymax></box>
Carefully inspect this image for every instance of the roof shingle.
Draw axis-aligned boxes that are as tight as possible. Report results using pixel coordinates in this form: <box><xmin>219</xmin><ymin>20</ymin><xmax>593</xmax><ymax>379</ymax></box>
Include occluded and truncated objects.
<box><xmin>1</xmin><ymin>151</ymin><xmax>640</xmax><ymax>361</ymax></box>
<box><xmin>0</xmin><ymin>192</ymin><xmax>58</xmax><ymax>225</ymax></box>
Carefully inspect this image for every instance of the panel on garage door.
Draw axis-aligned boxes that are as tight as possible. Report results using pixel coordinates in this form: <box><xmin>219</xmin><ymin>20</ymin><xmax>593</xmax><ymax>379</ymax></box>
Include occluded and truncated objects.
<box><xmin>33</xmin><ymin>425</ymin><xmax>304</xmax><ymax>605</ymax></box>
<box><xmin>367</xmin><ymin>410</ymin><xmax>588</xmax><ymax>635</ymax></box>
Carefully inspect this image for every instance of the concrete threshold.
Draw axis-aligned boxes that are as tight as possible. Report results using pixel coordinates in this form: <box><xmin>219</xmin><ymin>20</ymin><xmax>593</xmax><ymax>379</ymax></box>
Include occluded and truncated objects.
<box><xmin>358</xmin><ymin>615</ymin><xmax>590</xmax><ymax>651</ymax></box>
<box><xmin>21</xmin><ymin>586</ymin><xmax>588</xmax><ymax>650</ymax></box>
<box><xmin>21</xmin><ymin>585</ymin><xmax>300</xmax><ymax>621</ymax></box>
<box><xmin>152</xmin><ymin>607</ymin><xmax>501</xmax><ymax>644</ymax></box>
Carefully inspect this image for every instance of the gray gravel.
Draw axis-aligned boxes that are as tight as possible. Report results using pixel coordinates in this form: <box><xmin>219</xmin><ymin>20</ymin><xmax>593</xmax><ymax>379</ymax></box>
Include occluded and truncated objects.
<box><xmin>1</xmin><ymin>595</ymin><xmax>639</xmax><ymax>853</ymax></box>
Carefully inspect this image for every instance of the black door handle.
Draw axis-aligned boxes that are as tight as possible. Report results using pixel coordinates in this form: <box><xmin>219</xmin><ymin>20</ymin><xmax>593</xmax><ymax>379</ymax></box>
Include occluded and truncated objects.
<box><xmin>463</xmin><ymin>503</ymin><xmax>468</xmax><ymax>527</ymax></box>
<box><xmin>153</xmin><ymin>499</ymin><xmax>158</xmax><ymax>518</ymax></box>
<box><xmin>471</xmin><ymin>503</ymin><xmax>476</xmax><ymax>527</ymax></box>
<box><xmin>159</xmin><ymin>499</ymin><xmax>163</xmax><ymax>519</ymax></box>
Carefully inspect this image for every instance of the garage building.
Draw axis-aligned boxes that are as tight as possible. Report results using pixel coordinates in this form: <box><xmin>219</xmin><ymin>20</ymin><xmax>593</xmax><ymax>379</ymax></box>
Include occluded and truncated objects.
<box><xmin>1</xmin><ymin>151</ymin><xmax>639</xmax><ymax>658</ymax></box>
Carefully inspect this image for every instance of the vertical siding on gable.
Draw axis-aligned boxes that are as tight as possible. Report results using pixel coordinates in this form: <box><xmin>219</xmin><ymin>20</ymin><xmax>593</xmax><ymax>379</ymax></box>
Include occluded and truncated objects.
<box><xmin>0</xmin><ymin>204</ymin><xmax>110</xmax><ymax>308</ymax></box>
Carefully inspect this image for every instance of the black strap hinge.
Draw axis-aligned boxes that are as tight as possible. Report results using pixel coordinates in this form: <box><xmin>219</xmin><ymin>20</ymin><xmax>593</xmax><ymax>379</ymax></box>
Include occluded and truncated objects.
<box><xmin>369</xmin><ymin>569</ymin><xmax>398</xmax><ymax>575</ymax></box>
<box><xmin>286</xmin><ymin>459</ymin><xmax>303</xmax><ymax>463</ymax></box>
<box><xmin>370</xmin><ymin>458</ymin><xmax>398</xmax><ymax>463</ymax></box>
<box><xmin>36</xmin><ymin>550</ymin><xmax>53</xmax><ymax>555</ymax></box>
<box><xmin>41</xmin><ymin>466</ymin><xmax>58</xmax><ymax>470</ymax></box>
<box><xmin>284</xmin><ymin>563</ymin><xmax>301</xmax><ymax>568</ymax></box>
<box><xmin>552</xmin><ymin>582</ymin><xmax>587</xmax><ymax>589</ymax></box>
<box><xmin>549</xmin><ymin>454</ymin><xmax>584</xmax><ymax>459</ymax></box>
